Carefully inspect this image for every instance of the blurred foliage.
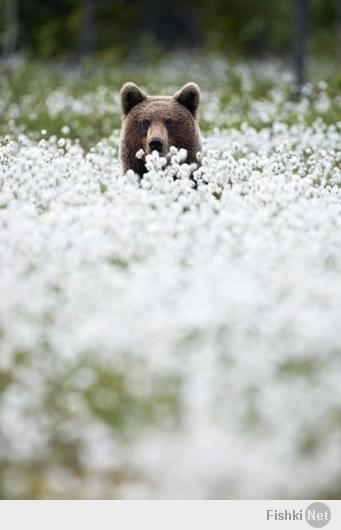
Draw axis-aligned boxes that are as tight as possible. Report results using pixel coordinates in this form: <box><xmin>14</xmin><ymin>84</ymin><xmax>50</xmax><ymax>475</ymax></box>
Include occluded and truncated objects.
<box><xmin>0</xmin><ymin>351</ymin><xmax>182</xmax><ymax>498</ymax></box>
<box><xmin>0</xmin><ymin>0</ymin><xmax>339</xmax><ymax>59</ymax></box>
<box><xmin>0</xmin><ymin>54</ymin><xmax>340</xmax><ymax>148</ymax></box>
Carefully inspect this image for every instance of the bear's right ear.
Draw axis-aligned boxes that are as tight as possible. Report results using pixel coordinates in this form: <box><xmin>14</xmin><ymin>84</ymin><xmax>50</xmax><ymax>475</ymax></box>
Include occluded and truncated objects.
<box><xmin>173</xmin><ymin>82</ymin><xmax>201</xmax><ymax>118</ymax></box>
<box><xmin>120</xmin><ymin>82</ymin><xmax>147</xmax><ymax>115</ymax></box>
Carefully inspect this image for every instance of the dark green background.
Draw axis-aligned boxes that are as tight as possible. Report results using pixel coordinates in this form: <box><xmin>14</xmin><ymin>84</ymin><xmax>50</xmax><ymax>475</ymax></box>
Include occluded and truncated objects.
<box><xmin>0</xmin><ymin>0</ymin><xmax>339</xmax><ymax>59</ymax></box>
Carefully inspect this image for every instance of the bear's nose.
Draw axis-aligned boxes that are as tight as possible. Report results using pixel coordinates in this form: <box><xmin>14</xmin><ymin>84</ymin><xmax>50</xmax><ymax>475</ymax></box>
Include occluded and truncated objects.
<box><xmin>148</xmin><ymin>138</ymin><xmax>164</xmax><ymax>153</ymax></box>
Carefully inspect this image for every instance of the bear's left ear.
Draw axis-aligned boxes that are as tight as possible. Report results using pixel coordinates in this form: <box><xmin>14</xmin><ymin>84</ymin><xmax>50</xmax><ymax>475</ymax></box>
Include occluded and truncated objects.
<box><xmin>121</xmin><ymin>82</ymin><xmax>147</xmax><ymax>115</ymax></box>
<box><xmin>173</xmin><ymin>82</ymin><xmax>201</xmax><ymax>118</ymax></box>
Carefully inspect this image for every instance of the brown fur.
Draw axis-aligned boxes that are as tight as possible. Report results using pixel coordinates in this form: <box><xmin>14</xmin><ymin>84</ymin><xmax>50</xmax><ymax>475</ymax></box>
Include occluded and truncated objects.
<box><xmin>119</xmin><ymin>82</ymin><xmax>202</xmax><ymax>177</ymax></box>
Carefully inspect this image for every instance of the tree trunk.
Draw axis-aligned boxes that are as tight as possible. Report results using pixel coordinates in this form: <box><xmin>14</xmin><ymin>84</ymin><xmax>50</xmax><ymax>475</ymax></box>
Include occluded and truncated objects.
<box><xmin>80</xmin><ymin>0</ymin><xmax>96</xmax><ymax>57</ymax></box>
<box><xmin>293</xmin><ymin>0</ymin><xmax>309</xmax><ymax>95</ymax></box>
<box><xmin>2</xmin><ymin>0</ymin><xmax>19</xmax><ymax>59</ymax></box>
<box><xmin>335</xmin><ymin>0</ymin><xmax>341</xmax><ymax>63</ymax></box>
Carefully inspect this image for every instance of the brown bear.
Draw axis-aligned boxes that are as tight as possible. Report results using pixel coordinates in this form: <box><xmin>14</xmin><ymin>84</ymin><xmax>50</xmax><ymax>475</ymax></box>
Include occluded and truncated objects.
<box><xmin>119</xmin><ymin>82</ymin><xmax>201</xmax><ymax>177</ymax></box>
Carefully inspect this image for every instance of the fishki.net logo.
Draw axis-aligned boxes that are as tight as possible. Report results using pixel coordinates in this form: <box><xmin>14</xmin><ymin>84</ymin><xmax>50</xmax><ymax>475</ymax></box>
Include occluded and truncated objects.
<box><xmin>267</xmin><ymin>502</ymin><xmax>331</xmax><ymax>527</ymax></box>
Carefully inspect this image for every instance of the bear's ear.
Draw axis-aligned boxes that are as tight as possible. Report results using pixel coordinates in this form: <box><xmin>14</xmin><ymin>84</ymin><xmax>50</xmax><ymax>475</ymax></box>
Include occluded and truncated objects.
<box><xmin>173</xmin><ymin>82</ymin><xmax>201</xmax><ymax>117</ymax></box>
<box><xmin>120</xmin><ymin>82</ymin><xmax>147</xmax><ymax>115</ymax></box>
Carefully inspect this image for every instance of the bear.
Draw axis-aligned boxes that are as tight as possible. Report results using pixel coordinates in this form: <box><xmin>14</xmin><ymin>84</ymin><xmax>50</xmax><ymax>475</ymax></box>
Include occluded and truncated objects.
<box><xmin>119</xmin><ymin>82</ymin><xmax>201</xmax><ymax>177</ymax></box>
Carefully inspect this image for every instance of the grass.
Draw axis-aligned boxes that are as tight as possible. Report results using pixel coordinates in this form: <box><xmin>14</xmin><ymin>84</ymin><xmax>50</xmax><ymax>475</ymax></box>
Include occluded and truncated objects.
<box><xmin>1</xmin><ymin>54</ymin><xmax>340</xmax><ymax>148</ymax></box>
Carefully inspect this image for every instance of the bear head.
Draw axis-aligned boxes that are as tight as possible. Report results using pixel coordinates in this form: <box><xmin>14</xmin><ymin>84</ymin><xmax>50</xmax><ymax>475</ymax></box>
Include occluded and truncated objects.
<box><xmin>119</xmin><ymin>82</ymin><xmax>201</xmax><ymax>177</ymax></box>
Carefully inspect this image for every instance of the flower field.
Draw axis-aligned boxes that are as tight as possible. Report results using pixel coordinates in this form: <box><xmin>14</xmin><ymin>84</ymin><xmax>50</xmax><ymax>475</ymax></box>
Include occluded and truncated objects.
<box><xmin>0</xmin><ymin>55</ymin><xmax>340</xmax><ymax>499</ymax></box>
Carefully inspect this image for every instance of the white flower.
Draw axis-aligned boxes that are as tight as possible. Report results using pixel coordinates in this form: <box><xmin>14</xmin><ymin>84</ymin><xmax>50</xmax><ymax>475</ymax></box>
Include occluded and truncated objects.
<box><xmin>135</xmin><ymin>148</ymin><xmax>145</xmax><ymax>160</ymax></box>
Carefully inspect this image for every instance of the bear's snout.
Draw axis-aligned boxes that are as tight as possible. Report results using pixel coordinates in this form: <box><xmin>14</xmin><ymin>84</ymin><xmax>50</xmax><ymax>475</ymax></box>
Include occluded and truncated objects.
<box><xmin>146</xmin><ymin>121</ymin><xmax>168</xmax><ymax>155</ymax></box>
<box><xmin>148</xmin><ymin>137</ymin><xmax>164</xmax><ymax>153</ymax></box>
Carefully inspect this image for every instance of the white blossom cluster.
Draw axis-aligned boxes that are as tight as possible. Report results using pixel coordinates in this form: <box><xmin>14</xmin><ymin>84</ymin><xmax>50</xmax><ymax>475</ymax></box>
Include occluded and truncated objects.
<box><xmin>0</xmin><ymin>85</ymin><xmax>341</xmax><ymax>499</ymax></box>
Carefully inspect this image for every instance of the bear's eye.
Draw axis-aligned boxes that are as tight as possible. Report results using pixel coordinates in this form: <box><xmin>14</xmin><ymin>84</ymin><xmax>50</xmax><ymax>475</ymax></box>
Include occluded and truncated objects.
<box><xmin>141</xmin><ymin>119</ymin><xmax>150</xmax><ymax>131</ymax></box>
<box><xmin>166</xmin><ymin>119</ymin><xmax>175</xmax><ymax>129</ymax></box>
